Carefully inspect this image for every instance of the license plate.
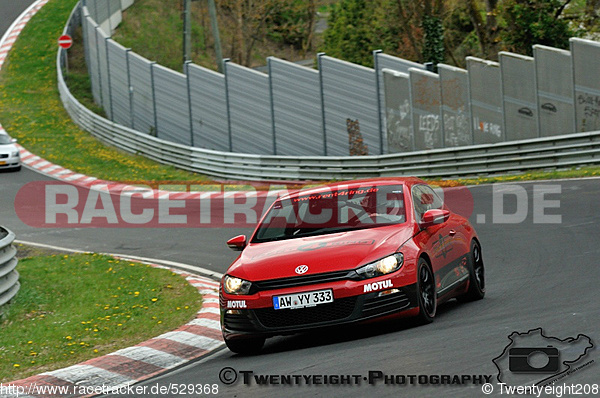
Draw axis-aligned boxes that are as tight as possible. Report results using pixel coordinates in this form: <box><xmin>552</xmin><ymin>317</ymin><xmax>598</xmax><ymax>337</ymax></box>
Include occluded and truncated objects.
<box><xmin>273</xmin><ymin>289</ymin><xmax>333</xmax><ymax>310</ymax></box>
<box><xmin>0</xmin><ymin>161</ymin><xmax>5</xmax><ymax>165</ymax></box>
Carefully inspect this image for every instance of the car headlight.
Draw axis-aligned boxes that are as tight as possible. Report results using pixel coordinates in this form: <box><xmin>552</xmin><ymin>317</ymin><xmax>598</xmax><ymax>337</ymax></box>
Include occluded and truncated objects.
<box><xmin>223</xmin><ymin>275</ymin><xmax>253</xmax><ymax>295</ymax></box>
<box><xmin>12</xmin><ymin>151</ymin><xmax>19</xmax><ymax>157</ymax></box>
<box><xmin>355</xmin><ymin>253</ymin><xmax>404</xmax><ymax>279</ymax></box>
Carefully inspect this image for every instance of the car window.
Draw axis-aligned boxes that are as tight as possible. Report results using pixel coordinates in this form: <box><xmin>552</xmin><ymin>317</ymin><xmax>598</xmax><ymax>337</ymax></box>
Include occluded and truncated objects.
<box><xmin>252</xmin><ymin>184</ymin><xmax>406</xmax><ymax>243</ymax></box>
<box><xmin>411</xmin><ymin>184</ymin><xmax>444</xmax><ymax>221</ymax></box>
<box><xmin>0</xmin><ymin>135</ymin><xmax>12</xmax><ymax>145</ymax></box>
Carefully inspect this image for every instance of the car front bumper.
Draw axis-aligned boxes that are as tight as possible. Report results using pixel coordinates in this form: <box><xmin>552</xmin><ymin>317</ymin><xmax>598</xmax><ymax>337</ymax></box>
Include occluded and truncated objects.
<box><xmin>0</xmin><ymin>153</ymin><xmax>20</xmax><ymax>169</ymax></box>
<box><xmin>220</xmin><ymin>282</ymin><xmax>419</xmax><ymax>340</ymax></box>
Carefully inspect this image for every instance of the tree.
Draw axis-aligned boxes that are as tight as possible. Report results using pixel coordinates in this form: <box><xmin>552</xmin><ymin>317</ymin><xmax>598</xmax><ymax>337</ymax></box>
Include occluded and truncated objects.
<box><xmin>465</xmin><ymin>0</ymin><xmax>500</xmax><ymax>59</ymax></box>
<box><xmin>584</xmin><ymin>0</ymin><xmax>600</xmax><ymax>29</ymax></box>
<box><xmin>320</xmin><ymin>0</ymin><xmax>584</xmax><ymax>68</ymax></box>
<box><xmin>266</xmin><ymin>0</ymin><xmax>317</xmax><ymax>55</ymax></box>
<box><xmin>500</xmin><ymin>0</ymin><xmax>575</xmax><ymax>55</ymax></box>
<box><xmin>322</xmin><ymin>0</ymin><xmax>447</xmax><ymax>67</ymax></box>
<box><xmin>218</xmin><ymin>0</ymin><xmax>287</xmax><ymax>66</ymax></box>
<box><xmin>322</xmin><ymin>0</ymin><xmax>393</xmax><ymax>67</ymax></box>
<box><xmin>422</xmin><ymin>14</ymin><xmax>445</xmax><ymax>68</ymax></box>
<box><xmin>394</xmin><ymin>0</ymin><xmax>445</xmax><ymax>63</ymax></box>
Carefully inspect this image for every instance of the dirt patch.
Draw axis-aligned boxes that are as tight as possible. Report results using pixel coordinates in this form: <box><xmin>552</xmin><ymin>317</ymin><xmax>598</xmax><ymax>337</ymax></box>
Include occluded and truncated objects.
<box><xmin>14</xmin><ymin>244</ymin><xmax>75</xmax><ymax>259</ymax></box>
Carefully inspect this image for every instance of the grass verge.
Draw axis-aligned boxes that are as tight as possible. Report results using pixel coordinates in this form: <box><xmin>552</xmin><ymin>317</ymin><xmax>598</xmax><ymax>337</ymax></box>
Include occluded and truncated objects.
<box><xmin>0</xmin><ymin>0</ymin><xmax>209</xmax><ymax>183</ymax></box>
<box><xmin>426</xmin><ymin>166</ymin><xmax>600</xmax><ymax>187</ymax></box>
<box><xmin>0</xmin><ymin>246</ymin><xmax>203</xmax><ymax>381</ymax></box>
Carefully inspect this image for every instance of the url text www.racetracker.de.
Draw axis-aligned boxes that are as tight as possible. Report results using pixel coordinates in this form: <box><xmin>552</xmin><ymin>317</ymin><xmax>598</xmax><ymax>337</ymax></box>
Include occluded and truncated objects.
<box><xmin>0</xmin><ymin>383</ymin><xmax>220</xmax><ymax>397</ymax></box>
<box><xmin>217</xmin><ymin>367</ymin><xmax>492</xmax><ymax>387</ymax></box>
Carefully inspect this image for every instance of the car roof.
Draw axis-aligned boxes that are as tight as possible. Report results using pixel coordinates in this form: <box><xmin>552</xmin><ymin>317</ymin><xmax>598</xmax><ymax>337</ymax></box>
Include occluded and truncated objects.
<box><xmin>280</xmin><ymin>177</ymin><xmax>425</xmax><ymax>200</ymax></box>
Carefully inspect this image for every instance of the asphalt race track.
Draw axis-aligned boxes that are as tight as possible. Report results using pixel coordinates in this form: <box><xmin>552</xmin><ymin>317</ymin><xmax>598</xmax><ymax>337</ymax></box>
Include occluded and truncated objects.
<box><xmin>101</xmin><ymin>178</ymin><xmax>598</xmax><ymax>398</ymax></box>
<box><xmin>2</xmin><ymin>4</ymin><xmax>600</xmax><ymax>397</ymax></box>
<box><xmin>0</xmin><ymin>0</ymin><xmax>32</xmax><ymax>35</ymax></box>
<box><xmin>4</xmin><ymin>168</ymin><xmax>600</xmax><ymax>397</ymax></box>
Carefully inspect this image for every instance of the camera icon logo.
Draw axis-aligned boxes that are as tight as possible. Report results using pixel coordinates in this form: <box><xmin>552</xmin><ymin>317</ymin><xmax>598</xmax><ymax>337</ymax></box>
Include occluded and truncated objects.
<box><xmin>508</xmin><ymin>346</ymin><xmax>560</xmax><ymax>373</ymax></box>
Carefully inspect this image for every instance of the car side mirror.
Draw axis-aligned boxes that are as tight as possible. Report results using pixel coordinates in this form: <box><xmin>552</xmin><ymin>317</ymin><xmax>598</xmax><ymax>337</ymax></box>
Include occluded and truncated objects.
<box><xmin>11</xmin><ymin>138</ymin><xmax>17</xmax><ymax>143</ymax></box>
<box><xmin>227</xmin><ymin>235</ymin><xmax>247</xmax><ymax>251</ymax></box>
<box><xmin>420</xmin><ymin>209</ymin><xmax>450</xmax><ymax>229</ymax></box>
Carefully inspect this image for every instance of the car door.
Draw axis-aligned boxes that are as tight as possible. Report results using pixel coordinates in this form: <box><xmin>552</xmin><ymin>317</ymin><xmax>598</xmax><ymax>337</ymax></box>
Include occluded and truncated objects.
<box><xmin>411</xmin><ymin>184</ymin><xmax>466</xmax><ymax>295</ymax></box>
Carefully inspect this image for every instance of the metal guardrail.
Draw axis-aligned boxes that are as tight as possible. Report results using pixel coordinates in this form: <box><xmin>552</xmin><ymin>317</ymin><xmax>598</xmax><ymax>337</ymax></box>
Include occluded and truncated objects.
<box><xmin>57</xmin><ymin>68</ymin><xmax>600</xmax><ymax>181</ymax></box>
<box><xmin>0</xmin><ymin>226</ymin><xmax>20</xmax><ymax>309</ymax></box>
<box><xmin>57</xmin><ymin>5</ymin><xmax>600</xmax><ymax>181</ymax></box>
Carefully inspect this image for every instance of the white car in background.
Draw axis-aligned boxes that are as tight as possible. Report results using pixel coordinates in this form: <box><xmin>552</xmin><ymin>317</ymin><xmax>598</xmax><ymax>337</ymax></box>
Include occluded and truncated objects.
<box><xmin>0</xmin><ymin>133</ymin><xmax>21</xmax><ymax>171</ymax></box>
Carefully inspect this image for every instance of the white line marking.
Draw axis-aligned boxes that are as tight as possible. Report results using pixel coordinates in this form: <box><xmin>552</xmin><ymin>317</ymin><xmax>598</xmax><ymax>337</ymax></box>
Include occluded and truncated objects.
<box><xmin>108</xmin><ymin>346</ymin><xmax>183</xmax><ymax>369</ymax></box>
<box><xmin>157</xmin><ymin>331</ymin><xmax>223</xmax><ymax>350</ymax></box>
<box><xmin>44</xmin><ymin>364</ymin><xmax>132</xmax><ymax>386</ymax></box>
<box><xmin>188</xmin><ymin>318</ymin><xmax>221</xmax><ymax>330</ymax></box>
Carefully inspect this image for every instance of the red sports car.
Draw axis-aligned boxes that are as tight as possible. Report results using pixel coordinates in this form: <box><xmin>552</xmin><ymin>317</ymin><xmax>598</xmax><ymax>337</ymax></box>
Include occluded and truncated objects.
<box><xmin>220</xmin><ymin>177</ymin><xmax>485</xmax><ymax>354</ymax></box>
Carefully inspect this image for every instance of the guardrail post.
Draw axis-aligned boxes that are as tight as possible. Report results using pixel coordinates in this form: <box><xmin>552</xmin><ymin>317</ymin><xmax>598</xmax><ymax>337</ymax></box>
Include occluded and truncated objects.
<box><xmin>185</xmin><ymin>60</ymin><xmax>194</xmax><ymax>147</ymax></box>
<box><xmin>108</xmin><ymin>0</ymin><xmax>113</xmax><ymax>33</ymax></box>
<box><xmin>499</xmin><ymin>62</ymin><xmax>507</xmax><ymax>142</ymax></box>
<box><xmin>81</xmin><ymin>6</ymin><xmax>90</xmax><ymax>80</ymax></box>
<box><xmin>93</xmin><ymin>0</ymin><xmax>99</xmax><ymax>23</ymax></box>
<box><xmin>569</xmin><ymin>40</ymin><xmax>579</xmax><ymax>133</ymax></box>
<box><xmin>267</xmin><ymin>57</ymin><xmax>277</xmax><ymax>155</ymax></box>
<box><xmin>150</xmin><ymin>61</ymin><xmax>158</xmax><ymax>137</ymax></box>
<box><xmin>94</xmin><ymin>26</ymin><xmax>103</xmax><ymax>105</ymax></box>
<box><xmin>223</xmin><ymin>58</ymin><xmax>233</xmax><ymax>152</ymax></box>
<box><xmin>105</xmin><ymin>37</ymin><xmax>113</xmax><ymax>122</ymax></box>
<box><xmin>373</xmin><ymin>49</ymin><xmax>385</xmax><ymax>155</ymax></box>
<box><xmin>533</xmin><ymin>46</ymin><xmax>543</xmax><ymax>139</ymax></box>
<box><xmin>317</xmin><ymin>52</ymin><xmax>328</xmax><ymax>156</ymax></box>
<box><xmin>126</xmin><ymin>48</ymin><xmax>134</xmax><ymax>129</ymax></box>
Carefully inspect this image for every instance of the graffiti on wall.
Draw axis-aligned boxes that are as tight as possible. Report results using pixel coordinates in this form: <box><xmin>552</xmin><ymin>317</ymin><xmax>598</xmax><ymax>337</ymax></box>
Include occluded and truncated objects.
<box><xmin>443</xmin><ymin>106</ymin><xmax>471</xmax><ymax>147</ymax></box>
<box><xmin>473</xmin><ymin>116</ymin><xmax>502</xmax><ymax>139</ymax></box>
<box><xmin>418</xmin><ymin>114</ymin><xmax>440</xmax><ymax>149</ymax></box>
<box><xmin>386</xmin><ymin>100</ymin><xmax>412</xmax><ymax>152</ymax></box>
<box><xmin>347</xmin><ymin>118</ymin><xmax>369</xmax><ymax>156</ymax></box>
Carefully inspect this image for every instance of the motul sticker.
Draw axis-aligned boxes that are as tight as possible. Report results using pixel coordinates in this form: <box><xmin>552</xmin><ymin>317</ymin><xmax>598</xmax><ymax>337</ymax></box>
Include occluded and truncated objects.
<box><xmin>227</xmin><ymin>300</ymin><xmax>247</xmax><ymax>308</ymax></box>
<box><xmin>363</xmin><ymin>279</ymin><xmax>393</xmax><ymax>293</ymax></box>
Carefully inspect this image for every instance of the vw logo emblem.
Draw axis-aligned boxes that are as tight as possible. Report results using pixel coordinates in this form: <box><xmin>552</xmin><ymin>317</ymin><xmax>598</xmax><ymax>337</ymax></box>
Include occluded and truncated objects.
<box><xmin>295</xmin><ymin>265</ymin><xmax>309</xmax><ymax>275</ymax></box>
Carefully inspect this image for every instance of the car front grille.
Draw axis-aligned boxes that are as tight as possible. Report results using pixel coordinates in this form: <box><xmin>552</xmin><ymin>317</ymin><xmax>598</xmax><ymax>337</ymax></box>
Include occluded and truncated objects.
<box><xmin>361</xmin><ymin>290</ymin><xmax>411</xmax><ymax>317</ymax></box>
<box><xmin>223</xmin><ymin>312</ymin><xmax>257</xmax><ymax>332</ymax></box>
<box><xmin>254</xmin><ymin>296</ymin><xmax>357</xmax><ymax>328</ymax></box>
<box><xmin>252</xmin><ymin>270</ymin><xmax>355</xmax><ymax>292</ymax></box>
<box><xmin>0</xmin><ymin>154</ymin><xmax>8</xmax><ymax>159</ymax></box>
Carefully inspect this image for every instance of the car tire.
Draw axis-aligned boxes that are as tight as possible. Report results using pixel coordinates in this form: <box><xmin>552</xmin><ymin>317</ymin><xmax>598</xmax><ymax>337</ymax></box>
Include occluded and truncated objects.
<box><xmin>15</xmin><ymin>165</ymin><xmax>21</xmax><ymax>172</ymax></box>
<box><xmin>224</xmin><ymin>336</ymin><xmax>265</xmax><ymax>355</ymax></box>
<box><xmin>458</xmin><ymin>240</ymin><xmax>485</xmax><ymax>302</ymax></box>
<box><xmin>415</xmin><ymin>258</ymin><xmax>436</xmax><ymax>324</ymax></box>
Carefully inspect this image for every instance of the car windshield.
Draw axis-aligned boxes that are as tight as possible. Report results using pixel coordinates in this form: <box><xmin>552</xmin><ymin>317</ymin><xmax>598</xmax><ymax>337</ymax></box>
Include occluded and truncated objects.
<box><xmin>0</xmin><ymin>135</ymin><xmax>13</xmax><ymax>145</ymax></box>
<box><xmin>252</xmin><ymin>185</ymin><xmax>406</xmax><ymax>243</ymax></box>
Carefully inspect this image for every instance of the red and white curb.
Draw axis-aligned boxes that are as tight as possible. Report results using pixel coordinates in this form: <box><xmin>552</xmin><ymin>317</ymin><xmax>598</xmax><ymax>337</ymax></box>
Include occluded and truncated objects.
<box><xmin>4</xmin><ymin>267</ymin><xmax>223</xmax><ymax>398</ymax></box>
<box><xmin>1</xmin><ymin>3</ymin><xmax>226</xmax><ymax>396</ymax></box>
<box><xmin>17</xmin><ymin>146</ymin><xmax>106</xmax><ymax>187</ymax></box>
<box><xmin>0</xmin><ymin>0</ymin><xmax>49</xmax><ymax>71</ymax></box>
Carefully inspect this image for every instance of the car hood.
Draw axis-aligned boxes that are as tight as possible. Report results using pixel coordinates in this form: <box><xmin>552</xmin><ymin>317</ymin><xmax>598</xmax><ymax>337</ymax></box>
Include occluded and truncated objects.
<box><xmin>227</xmin><ymin>225</ymin><xmax>415</xmax><ymax>282</ymax></box>
<box><xmin>0</xmin><ymin>143</ymin><xmax>17</xmax><ymax>155</ymax></box>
